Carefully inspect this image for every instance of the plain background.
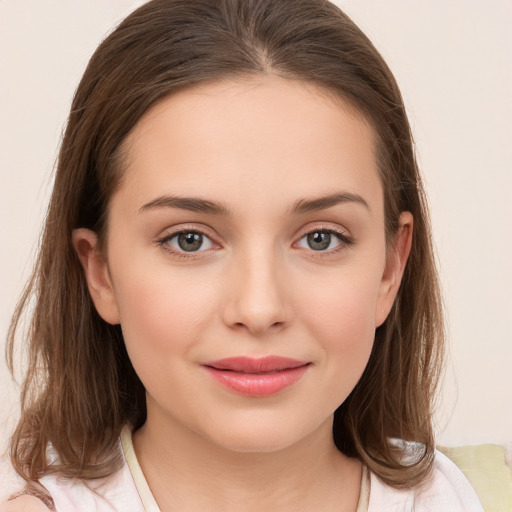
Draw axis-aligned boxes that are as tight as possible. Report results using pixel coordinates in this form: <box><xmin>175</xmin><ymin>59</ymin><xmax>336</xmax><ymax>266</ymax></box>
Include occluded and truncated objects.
<box><xmin>1</xmin><ymin>0</ymin><xmax>511</xmax><ymax>457</ymax></box>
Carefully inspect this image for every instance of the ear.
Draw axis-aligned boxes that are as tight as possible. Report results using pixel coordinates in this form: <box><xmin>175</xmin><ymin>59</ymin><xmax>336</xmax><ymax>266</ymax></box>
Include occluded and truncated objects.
<box><xmin>375</xmin><ymin>212</ymin><xmax>413</xmax><ymax>327</ymax></box>
<box><xmin>72</xmin><ymin>228</ymin><xmax>121</xmax><ymax>325</ymax></box>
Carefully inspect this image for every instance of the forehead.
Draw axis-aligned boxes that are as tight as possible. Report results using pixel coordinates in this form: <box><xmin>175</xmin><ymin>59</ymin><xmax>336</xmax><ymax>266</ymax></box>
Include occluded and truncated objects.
<box><xmin>114</xmin><ymin>75</ymin><xmax>382</xmax><ymax>217</ymax></box>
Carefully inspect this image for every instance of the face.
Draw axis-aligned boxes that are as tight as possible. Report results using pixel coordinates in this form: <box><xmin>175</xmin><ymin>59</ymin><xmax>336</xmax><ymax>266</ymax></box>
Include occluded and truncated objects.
<box><xmin>75</xmin><ymin>76</ymin><xmax>411</xmax><ymax>453</ymax></box>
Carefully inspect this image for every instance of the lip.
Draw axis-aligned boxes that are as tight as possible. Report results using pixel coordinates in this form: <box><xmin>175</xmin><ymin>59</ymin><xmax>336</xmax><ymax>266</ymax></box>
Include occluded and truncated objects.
<box><xmin>202</xmin><ymin>356</ymin><xmax>310</xmax><ymax>397</ymax></box>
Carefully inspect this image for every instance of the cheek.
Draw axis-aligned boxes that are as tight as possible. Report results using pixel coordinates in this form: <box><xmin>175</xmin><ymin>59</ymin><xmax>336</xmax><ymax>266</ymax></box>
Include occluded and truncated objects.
<box><xmin>299</xmin><ymin>267</ymin><xmax>380</xmax><ymax>337</ymax></box>
<box><xmin>303</xmin><ymin>277</ymin><xmax>379</xmax><ymax>414</ymax></box>
<box><xmin>109</xmin><ymin>256</ymin><xmax>219</xmax><ymax>368</ymax></box>
<box><xmin>294</xmin><ymin>265</ymin><xmax>381</xmax><ymax>381</ymax></box>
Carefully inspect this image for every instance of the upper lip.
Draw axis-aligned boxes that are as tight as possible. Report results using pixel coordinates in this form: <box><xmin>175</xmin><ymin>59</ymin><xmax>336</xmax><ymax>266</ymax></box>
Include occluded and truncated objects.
<box><xmin>202</xmin><ymin>356</ymin><xmax>309</xmax><ymax>373</ymax></box>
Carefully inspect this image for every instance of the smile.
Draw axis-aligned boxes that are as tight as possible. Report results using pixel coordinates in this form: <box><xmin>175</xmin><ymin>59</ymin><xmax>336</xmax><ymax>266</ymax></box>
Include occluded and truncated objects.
<box><xmin>202</xmin><ymin>356</ymin><xmax>310</xmax><ymax>397</ymax></box>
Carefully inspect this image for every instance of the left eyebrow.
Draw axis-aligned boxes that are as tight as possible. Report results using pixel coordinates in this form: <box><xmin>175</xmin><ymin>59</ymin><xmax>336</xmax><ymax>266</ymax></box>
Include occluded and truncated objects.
<box><xmin>139</xmin><ymin>195</ymin><xmax>231</xmax><ymax>215</ymax></box>
<box><xmin>290</xmin><ymin>192</ymin><xmax>370</xmax><ymax>215</ymax></box>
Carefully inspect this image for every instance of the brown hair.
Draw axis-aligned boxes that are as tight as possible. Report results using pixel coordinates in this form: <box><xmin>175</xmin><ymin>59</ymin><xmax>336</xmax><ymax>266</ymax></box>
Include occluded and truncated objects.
<box><xmin>7</xmin><ymin>0</ymin><xmax>444</xmax><ymax>489</ymax></box>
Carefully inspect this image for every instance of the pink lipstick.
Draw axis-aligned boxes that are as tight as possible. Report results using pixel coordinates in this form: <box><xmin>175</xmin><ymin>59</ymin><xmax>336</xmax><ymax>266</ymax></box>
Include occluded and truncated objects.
<box><xmin>202</xmin><ymin>356</ymin><xmax>310</xmax><ymax>397</ymax></box>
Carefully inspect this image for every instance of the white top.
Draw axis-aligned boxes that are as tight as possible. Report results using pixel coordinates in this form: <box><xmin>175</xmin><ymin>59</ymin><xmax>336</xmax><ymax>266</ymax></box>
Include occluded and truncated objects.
<box><xmin>9</xmin><ymin>427</ymin><xmax>484</xmax><ymax>511</ymax></box>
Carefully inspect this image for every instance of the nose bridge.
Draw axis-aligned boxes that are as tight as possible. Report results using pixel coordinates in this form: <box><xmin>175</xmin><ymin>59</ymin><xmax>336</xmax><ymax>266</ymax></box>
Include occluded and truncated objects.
<box><xmin>223</xmin><ymin>237</ymin><xmax>290</xmax><ymax>334</ymax></box>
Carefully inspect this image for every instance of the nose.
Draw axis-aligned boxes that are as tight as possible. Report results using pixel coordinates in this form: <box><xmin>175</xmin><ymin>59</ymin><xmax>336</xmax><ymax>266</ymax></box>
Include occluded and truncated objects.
<box><xmin>222</xmin><ymin>246</ymin><xmax>291</xmax><ymax>336</ymax></box>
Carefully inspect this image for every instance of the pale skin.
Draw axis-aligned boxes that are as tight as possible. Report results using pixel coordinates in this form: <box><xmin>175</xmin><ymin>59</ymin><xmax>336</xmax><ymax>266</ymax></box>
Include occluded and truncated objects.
<box><xmin>3</xmin><ymin>76</ymin><xmax>412</xmax><ymax>511</ymax></box>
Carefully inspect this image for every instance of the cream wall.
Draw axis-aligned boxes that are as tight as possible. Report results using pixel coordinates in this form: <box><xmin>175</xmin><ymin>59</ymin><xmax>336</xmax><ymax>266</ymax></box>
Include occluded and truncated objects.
<box><xmin>1</xmin><ymin>0</ymin><xmax>511</xmax><ymax>455</ymax></box>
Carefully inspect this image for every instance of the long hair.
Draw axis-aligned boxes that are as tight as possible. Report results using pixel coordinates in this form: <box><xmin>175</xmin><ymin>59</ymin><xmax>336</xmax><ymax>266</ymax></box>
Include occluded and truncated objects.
<box><xmin>7</xmin><ymin>0</ymin><xmax>444</xmax><ymax>489</ymax></box>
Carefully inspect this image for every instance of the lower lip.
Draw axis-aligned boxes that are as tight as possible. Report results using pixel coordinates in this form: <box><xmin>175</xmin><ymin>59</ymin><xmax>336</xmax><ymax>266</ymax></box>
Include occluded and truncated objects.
<box><xmin>203</xmin><ymin>365</ymin><xmax>309</xmax><ymax>397</ymax></box>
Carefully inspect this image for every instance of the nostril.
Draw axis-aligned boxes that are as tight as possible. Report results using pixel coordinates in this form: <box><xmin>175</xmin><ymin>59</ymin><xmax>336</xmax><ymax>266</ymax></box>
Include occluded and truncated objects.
<box><xmin>222</xmin><ymin>277</ymin><xmax>291</xmax><ymax>334</ymax></box>
<box><xmin>229</xmin><ymin>319</ymin><xmax>286</xmax><ymax>334</ymax></box>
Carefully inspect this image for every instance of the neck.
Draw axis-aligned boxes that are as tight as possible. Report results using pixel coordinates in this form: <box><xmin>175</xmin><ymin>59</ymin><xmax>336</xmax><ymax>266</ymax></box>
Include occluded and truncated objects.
<box><xmin>133</xmin><ymin>410</ymin><xmax>362</xmax><ymax>512</ymax></box>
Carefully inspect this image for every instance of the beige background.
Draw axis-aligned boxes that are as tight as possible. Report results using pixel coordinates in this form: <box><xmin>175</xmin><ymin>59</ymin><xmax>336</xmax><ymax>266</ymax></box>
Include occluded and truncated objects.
<box><xmin>1</xmin><ymin>0</ymin><xmax>511</xmax><ymax>456</ymax></box>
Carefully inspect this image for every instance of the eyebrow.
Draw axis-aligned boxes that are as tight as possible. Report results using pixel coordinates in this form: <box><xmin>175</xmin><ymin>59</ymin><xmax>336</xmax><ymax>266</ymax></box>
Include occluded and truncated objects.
<box><xmin>139</xmin><ymin>191</ymin><xmax>369</xmax><ymax>216</ymax></box>
<box><xmin>139</xmin><ymin>195</ymin><xmax>230</xmax><ymax>215</ymax></box>
<box><xmin>290</xmin><ymin>192</ymin><xmax>370</xmax><ymax>215</ymax></box>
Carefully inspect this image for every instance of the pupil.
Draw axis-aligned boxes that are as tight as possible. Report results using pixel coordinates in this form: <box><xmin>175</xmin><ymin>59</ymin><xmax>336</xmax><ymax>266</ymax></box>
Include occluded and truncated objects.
<box><xmin>307</xmin><ymin>232</ymin><xmax>330</xmax><ymax>251</ymax></box>
<box><xmin>178</xmin><ymin>232</ymin><xmax>203</xmax><ymax>251</ymax></box>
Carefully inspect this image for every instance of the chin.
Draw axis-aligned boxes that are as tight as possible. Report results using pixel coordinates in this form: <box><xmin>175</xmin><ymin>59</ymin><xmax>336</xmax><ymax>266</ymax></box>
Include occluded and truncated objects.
<box><xmin>212</xmin><ymin>431</ymin><xmax>299</xmax><ymax>454</ymax></box>
<box><xmin>199</xmin><ymin>412</ymin><xmax>330</xmax><ymax>455</ymax></box>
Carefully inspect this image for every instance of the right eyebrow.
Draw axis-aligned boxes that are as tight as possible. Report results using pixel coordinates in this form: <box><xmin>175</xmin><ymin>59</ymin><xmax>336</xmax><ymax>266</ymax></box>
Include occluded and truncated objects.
<box><xmin>139</xmin><ymin>195</ymin><xmax>231</xmax><ymax>215</ymax></box>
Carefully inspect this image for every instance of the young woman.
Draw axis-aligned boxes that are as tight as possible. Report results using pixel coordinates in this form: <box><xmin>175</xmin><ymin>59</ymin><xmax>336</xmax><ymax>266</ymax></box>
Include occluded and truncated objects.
<box><xmin>2</xmin><ymin>0</ymin><xmax>483</xmax><ymax>510</ymax></box>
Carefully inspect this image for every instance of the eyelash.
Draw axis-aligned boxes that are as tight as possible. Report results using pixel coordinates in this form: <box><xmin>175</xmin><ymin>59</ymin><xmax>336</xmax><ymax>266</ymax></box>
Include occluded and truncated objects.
<box><xmin>156</xmin><ymin>226</ymin><xmax>354</xmax><ymax>260</ymax></box>
<box><xmin>296</xmin><ymin>227</ymin><xmax>354</xmax><ymax>255</ymax></box>
<box><xmin>156</xmin><ymin>226</ymin><xmax>218</xmax><ymax>260</ymax></box>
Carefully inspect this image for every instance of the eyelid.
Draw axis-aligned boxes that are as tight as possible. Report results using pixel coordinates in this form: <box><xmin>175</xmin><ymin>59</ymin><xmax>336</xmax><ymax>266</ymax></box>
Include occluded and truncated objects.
<box><xmin>155</xmin><ymin>223</ymin><xmax>222</xmax><ymax>258</ymax></box>
<box><xmin>293</xmin><ymin>223</ymin><xmax>354</xmax><ymax>253</ymax></box>
<box><xmin>154</xmin><ymin>222</ymin><xmax>353</xmax><ymax>259</ymax></box>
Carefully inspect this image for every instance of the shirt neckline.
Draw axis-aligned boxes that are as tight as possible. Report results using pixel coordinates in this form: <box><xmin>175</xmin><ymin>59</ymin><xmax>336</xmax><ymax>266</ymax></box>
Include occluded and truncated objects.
<box><xmin>121</xmin><ymin>425</ymin><xmax>162</xmax><ymax>512</ymax></box>
<box><xmin>121</xmin><ymin>425</ymin><xmax>369</xmax><ymax>512</ymax></box>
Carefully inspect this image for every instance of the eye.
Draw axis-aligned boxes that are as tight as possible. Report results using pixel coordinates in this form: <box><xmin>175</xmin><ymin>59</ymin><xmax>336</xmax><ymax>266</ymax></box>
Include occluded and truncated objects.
<box><xmin>163</xmin><ymin>231</ymin><xmax>215</xmax><ymax>253</ymax></box>
<box><xmin>296</xmin><ymin>229</ymin><xmax>351</xmax><ymax>252</ymax></box>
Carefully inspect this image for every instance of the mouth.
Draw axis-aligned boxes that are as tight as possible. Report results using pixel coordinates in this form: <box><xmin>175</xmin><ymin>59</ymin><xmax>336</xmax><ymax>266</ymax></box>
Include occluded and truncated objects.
<box><xmin>202</xmin><ymin>356</ymin><xmax>311</xmax><ymax>397</ymax></box>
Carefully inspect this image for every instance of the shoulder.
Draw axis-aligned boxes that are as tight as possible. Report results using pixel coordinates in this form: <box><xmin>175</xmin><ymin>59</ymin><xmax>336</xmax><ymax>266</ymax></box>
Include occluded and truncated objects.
<box><xmin>34</xmin><ymin>453</ymin><xmax>144</xmax><ymax>512</ymax></box>
<box><xmin>413</xmin><ymin>449</ymin><xmax>484</xmax><ymax>510</ymax></box>
<box><xmin>2</xmin><ymin>432</ymin><xmax>144</xmax><ymax>512</ymax></box>
<box><xmin>368</xmin><ymin>448</ymin><xmax>484</xmax><ymax>512</ymax></box>
<box><xmin>0</xmin><ymin>495</ymin><xmax>52</xmax><ymax>512</ymax></box>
